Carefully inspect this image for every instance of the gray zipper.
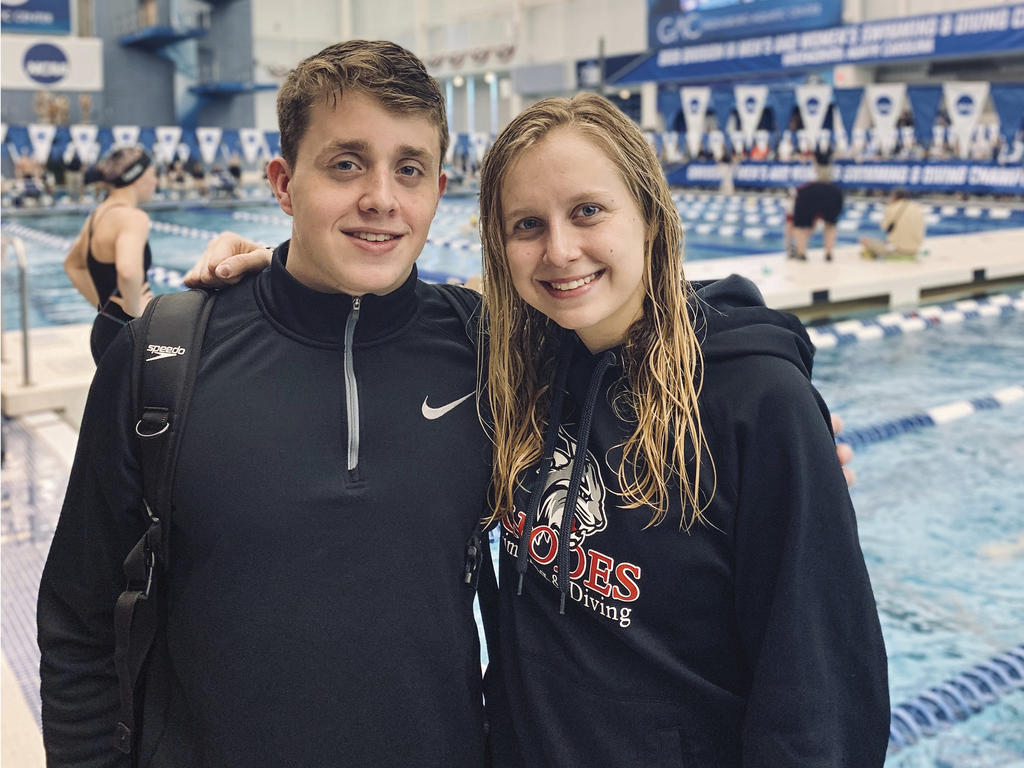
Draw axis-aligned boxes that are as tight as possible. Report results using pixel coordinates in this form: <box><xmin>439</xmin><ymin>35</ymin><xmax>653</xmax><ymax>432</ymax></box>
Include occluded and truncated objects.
<box><xmin>344</xmin><ymin>296</ymin><xmax>361</xmax><ymax>472</ymax></box>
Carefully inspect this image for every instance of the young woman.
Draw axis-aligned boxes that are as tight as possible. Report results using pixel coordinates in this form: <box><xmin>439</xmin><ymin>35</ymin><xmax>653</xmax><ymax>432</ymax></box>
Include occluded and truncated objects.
<box><xmin>477</xmin><ymin>93</ymin><xmax>889</xmax><ymax>767</ymax></box>
<box><xmin>64</xmin><ymin>145</ymin><xmax>157</xmax><ymax>362</ymax></box>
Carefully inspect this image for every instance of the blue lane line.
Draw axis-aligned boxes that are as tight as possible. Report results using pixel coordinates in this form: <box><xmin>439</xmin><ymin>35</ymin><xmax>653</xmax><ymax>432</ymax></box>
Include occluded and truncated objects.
<box><xmin>837</xmin><ymin>386</ymin><xmax>1024</xmax><ymax>448</ymax></box>
<box><xmin>888</xmin><ymin>645</ymin><xmax>1024</xmax><ymax>752</ymax></box>
<box><xmin>809</xmin><ymin>291</ymin><xmax>1024</xmax><ymax>349</ymax></box>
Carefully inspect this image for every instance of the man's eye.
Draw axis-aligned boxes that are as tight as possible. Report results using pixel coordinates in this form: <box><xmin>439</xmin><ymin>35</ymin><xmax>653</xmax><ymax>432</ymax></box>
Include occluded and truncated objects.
<box><xmin>334</xmin><ymin>160</ymin><xmax>356</xmax><ymax>171</ymax></box>
<box><xmin>399</xmin><ymin>165</ymin><xmax>422</xmax><ymax>177</ymax></box>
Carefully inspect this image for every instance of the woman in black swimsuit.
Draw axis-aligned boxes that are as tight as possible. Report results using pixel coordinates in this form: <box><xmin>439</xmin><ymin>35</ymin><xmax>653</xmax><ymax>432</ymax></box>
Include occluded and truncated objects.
<box><xmin>64</xmin><ymin>146</ymin><xmax>157</xmax><ymax>363</ymax></box>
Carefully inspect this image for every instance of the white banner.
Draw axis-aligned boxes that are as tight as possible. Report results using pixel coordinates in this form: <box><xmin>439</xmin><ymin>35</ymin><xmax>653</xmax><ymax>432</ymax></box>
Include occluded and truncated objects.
<box><xmin>681</xmin><ymin>86</ymin><xmax>710</xmax><ymax>158</ymax></box>
<box><xmin>865</xmin><ymin>83</ymin><xmax>906</xmax><ymax>155</ymax></box>
<box><xmin>112</xmin><ymin>125</ymin><xmax>140</xmax><ymax>147</ymax></box>
<box><xmin>154</xmin><ymin>126</ymin><xmax>182</xmax><ymax>165</ymax></box>
<box><xmin>196</xmin><ymin>126</ymin><xmax>223</xmax><ymax>165</ymax></box>
<box><xmin>28</xmin><ymin>123</ymin><xmax>56</xmax><ymax>164</ymax></box>
<box><xmin>239</xmin><ymin>127</ymin><xmax>266</xmax><ymax>165</ymax></box>
<box><xmin>1</xmin><ymin>34</ymin><xmax>103</xmax><ymax>91</ymax></box>
<box><xmin>0</xmin><ymin>123</ymin><xmax>6</xmax><ymax>145</ymax></box>
<box><xmin>796</xmin><ymin>84</ymin><xmax>832</xmax><ymax>145</ymax></box>
<box><xmin>733</xmin><ymin>85</ymin><xmax>768</xmax><ymax>147</ymax></box>
<box><xmin>661</xmin><ymin>131</ymin><xmax>680</xmax><ymax>162</ymax></box>
<box><xmin>944</xmin><ymin>81</ymin><xmax>990</xmax><ymax>158</ymax></box>
<box><xmin>70</xmin><ymin>123</ymin><xmax>99</xmax><ymax>164</ymax></box>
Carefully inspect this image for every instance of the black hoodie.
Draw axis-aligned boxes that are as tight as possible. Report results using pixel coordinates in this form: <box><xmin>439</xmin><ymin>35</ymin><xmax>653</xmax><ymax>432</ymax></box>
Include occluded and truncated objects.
<box><xmin>489</xmin><ymin>275</ymin><xmax>889</xmax><ymax>767</ymax></box>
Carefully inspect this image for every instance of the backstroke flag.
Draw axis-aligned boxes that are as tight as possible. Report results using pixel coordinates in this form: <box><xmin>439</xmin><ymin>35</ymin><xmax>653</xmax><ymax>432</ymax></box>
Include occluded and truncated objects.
<box><xmin>155</xmin><ymin>126</ymin><xmax>182</xmax><ymax>165</ymax></box>
<box><xmin>112</xmin><ymin>125</ymin><xmax>140</xmax><ymax>148</ymax></box>
<box><xmin>865</xmin><ymin>83</ymin><xmax>906</xmax><ymax>154</ymax></box>
<box><xmin>796</xmin><ymin>84</ymin><xmax>833</xmax><ymax>146</ymax></box>
<box><xmin>28</xmin><ymin>123</ymin><xmax>56</xmax><ymax>164</ymax></box>
<box><xmin>239</xmin><ymin>128</ymin><xmax>266</xmax><ymax>165</ymax></box>
<box><xmin>943</xmin><ymin>81</ymin><xmax>990</xmax><ymax>157</ymax></box>
<box><xmin>734</xmin><ymin>85</ymin><xmax>767</xmax><ymax>148</ymax></box>
<box><xmin>681</xmin><ymin>86</ymin><xmax>710</xmax><ymax>157</ymax></box>
<box><xmin>70</xmin><ymin>124</ymin><xmax>99</xmax><ymax>164</ymax></box>
<box><xmin>196</xmin><ymin>127</ymin><xmax>223</xmax><ymax>165</ymax></box>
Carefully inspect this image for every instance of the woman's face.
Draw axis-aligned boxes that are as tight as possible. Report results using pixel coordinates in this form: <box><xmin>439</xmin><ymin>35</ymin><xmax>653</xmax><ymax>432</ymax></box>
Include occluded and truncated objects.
<box><xmin>500</xmin><ymin>127</ymin><xmax>646</xmax><ymax>353</ymax></box>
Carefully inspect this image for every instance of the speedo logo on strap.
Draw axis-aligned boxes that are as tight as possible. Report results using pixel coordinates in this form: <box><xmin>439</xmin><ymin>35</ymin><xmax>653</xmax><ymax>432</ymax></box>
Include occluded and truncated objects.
<box><xmin>146</xmin><ymin>344</ymin><xmax>186</xmax><ymax>362</ymax></box>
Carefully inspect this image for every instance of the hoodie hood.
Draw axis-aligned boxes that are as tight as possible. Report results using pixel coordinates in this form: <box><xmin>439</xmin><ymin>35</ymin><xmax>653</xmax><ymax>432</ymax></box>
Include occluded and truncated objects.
<box><xmin>691</xmin><ymin>274</ymin><xmax>815</xmax><ymax>380</ymax></box>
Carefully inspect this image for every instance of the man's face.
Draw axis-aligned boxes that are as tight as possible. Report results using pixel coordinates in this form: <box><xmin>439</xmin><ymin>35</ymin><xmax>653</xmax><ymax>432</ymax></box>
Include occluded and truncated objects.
<box><xmin>268</xmin><ymin>90</ymin><xmax>446</xmax><ymax>296</ymax></box>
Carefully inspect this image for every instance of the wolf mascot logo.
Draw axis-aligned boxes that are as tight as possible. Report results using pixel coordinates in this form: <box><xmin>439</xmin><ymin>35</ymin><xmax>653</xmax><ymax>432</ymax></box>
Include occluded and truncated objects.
<box><xmin>535</xmin><ymin>427</ymin><xmax>608</xmax><ymax>550</ymax></box>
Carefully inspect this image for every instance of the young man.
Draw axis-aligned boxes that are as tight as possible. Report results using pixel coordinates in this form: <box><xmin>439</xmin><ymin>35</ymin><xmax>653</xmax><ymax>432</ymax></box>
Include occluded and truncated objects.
<box><xmin>38</xmin><ymin>41</ymin><xmax>494</xmax><ymax>767</ymax></box>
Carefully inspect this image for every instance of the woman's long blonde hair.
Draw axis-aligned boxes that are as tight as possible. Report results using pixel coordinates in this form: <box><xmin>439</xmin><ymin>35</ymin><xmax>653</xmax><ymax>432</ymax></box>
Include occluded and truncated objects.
<box><xmin>478</xmin><ymin>93</ymin><xmax>713</xmax><ymax>531</ymax></box>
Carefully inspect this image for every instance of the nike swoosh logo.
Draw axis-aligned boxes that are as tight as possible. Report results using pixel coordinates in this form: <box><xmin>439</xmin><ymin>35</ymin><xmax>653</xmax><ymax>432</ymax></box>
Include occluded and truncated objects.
<box><xmin>422</xmin><ymin>392</ymin><xmax>474</xmax><ymax>420</ymax></box>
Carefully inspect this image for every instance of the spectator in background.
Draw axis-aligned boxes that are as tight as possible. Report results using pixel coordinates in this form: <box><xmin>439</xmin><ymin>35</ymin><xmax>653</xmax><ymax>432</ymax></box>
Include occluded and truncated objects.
<box><xmin>790</xmin><ymin>163</ymin><xmax>843</xmax><ymax>263</ymax></box>
<box><xmin>859</xmin><ymin>188</ymin><xmax>926</xmax><ymax>261</ymax></box>
<box><xmin>64</xmin><ymin>145</ymin><xmax>85</xmax><ymax>203</ymax></box>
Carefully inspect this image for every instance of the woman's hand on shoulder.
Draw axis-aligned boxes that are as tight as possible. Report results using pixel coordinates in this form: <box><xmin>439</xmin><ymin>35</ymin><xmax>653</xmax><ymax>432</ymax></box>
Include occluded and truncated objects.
<box><xmin>184</xmin><ymin>230</ymin><xmax>273</xmax><ymax>288</ymax></box>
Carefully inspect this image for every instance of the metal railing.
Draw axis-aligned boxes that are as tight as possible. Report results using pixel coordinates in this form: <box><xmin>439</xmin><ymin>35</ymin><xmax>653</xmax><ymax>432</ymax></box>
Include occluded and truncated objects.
<box><xmin>1</xmin><ymin>235</ymin><xmax>32</xmax><ymax>386</ymax></box>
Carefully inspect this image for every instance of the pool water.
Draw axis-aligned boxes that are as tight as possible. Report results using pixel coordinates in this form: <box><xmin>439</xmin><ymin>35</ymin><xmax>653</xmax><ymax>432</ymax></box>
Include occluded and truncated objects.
<box><xmin>813</xmin><ymin>311</ymin><xmax>1024</xmax><ymax>765</ymax></box>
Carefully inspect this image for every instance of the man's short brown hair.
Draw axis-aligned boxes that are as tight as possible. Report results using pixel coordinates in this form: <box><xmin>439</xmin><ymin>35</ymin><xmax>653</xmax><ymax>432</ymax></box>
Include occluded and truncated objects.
<box><xmin>277</xmin><ymin>40</ymin><xmax>449</xmax><ymax>171</ymax></box>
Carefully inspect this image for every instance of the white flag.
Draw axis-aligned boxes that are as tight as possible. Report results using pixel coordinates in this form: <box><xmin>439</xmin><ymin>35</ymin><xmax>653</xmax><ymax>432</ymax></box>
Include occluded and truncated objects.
<box><xmin>112</xmin><ymin>125</ymin><xmax>140</xmax><ymax>147</ymax></box>
<box><xmin>28</xmin><ymin>123</ymin><xmax>57</xmax><ymax>165</ymax></box>
<box><xmin>239</xmin><ymin>128</ymin><xmax>266</xmax><ymax>165</ymax></box>
<box><xmin>0</xmin><ymin>123</ymin><xmax>6</xmax><ymax>145</ymax></box>
<box><xmin>943</xmin><ymin>82</ymin><xmax>989</xmax><ymax>158</ymax></box>
<box><xmin>680</xmin><ymin>87</ymin><xmax>710</xmax><ymax>158</ymax></box>
<box><xmin>661</xmin><ymin>131</ymin><xmax>680</xmax><ymax>162</ymax></box>
<box><xmin>734</xmin><ymin>85</ymin><xmax>768</xmax><ymax>148</ymax></box>
<box><xmin>70</xmin><ymin>124</ymin><xmax>100</xmax><ymax>164</ymax></box>
<box><xmin>196</xmin><ymin>127</ymin><xmax>223</xmax><ymax>165</ymax></box>
<box><xmin>155</xmin><ymin>126</ymin><xmax>183</xmax><ymax>164</ymax></box>
<box><xmin>796</xmin><ymin>84</ymin><xmax>833</xmax><ymax>145</ymax></box>
<box><xmin>865</xmin><ymin>84</ymin><xmax>906</xmax><ymax>154</ymax></box>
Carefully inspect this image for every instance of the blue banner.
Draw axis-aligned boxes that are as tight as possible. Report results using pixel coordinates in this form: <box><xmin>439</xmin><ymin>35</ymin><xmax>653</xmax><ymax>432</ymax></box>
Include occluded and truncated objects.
<box><xmin>648</xmin><ymin>0</ymin><xmax>841</xmax><ymax>48</ymax></box>
<box><xmin>625</xmin><ymin>3</ymin><xmax>1024</xmax><ymax>84</ymax></box>
<box><xmin>1</xmin><ymin>0</ymin><xmax>71</xmax><ymax>35</ymax></box>
<box><xmin>668</xmin><ymin>160</ymin><xmax>1024</xmax><ymax>195</ymax></box>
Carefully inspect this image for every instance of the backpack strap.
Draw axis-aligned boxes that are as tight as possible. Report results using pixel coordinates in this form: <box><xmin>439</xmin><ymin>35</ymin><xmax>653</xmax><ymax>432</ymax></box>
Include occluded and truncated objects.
<box><xmin>434</xmin><ymin>282</ymin><xmax>482</xmax><ymax>339</ymax></box>
<box><xmin>113</xmin><ymin>289</ymin><xmax>215</xmax><ymax>756</ymax></box>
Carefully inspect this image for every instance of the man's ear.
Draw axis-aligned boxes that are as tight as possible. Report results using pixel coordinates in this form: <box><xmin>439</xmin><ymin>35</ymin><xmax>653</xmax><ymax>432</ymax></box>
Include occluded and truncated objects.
<box><xmin>267</xmin><ymin>157</ymin><xmax>294</xmax><ymax>216</ymax></box>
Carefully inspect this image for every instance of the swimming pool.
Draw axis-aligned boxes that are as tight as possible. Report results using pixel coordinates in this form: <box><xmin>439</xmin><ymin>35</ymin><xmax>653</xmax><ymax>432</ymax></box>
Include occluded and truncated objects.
<box><xmin>1</xmin><ymin>199</ymin><xmax>1022</xmax><ymax>764</ymax></box>
<box><xmin>4</xmin><ymin>194</ymin><xmax>1024</xmax><ymax>331</ymax></box>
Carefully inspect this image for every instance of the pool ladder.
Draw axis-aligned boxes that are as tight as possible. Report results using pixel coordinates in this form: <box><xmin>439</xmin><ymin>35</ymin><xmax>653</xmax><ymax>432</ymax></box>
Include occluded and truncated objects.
<box><xmin>1</xmin><ymin>234</ymin><xmax>31</xmax><ymax>386</ymax></box>
<box><xmin>888</xmin><ymin>644</ymin><xmax>1024</xmax><ymax>751</ymax></box>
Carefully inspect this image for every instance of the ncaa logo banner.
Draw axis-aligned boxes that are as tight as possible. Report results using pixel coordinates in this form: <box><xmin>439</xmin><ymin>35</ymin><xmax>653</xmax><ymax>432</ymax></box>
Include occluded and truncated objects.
<box><xmin>865</xmin><ymin>83</ymin><xmax>906</xmax><ymax>155</ymax></box>
<box><xmin>112</xmin><ymin>125</ymin><xmax>141</xmax><ymax>148</ymax></box>
<box><xmin>1</xmin><ymin>0</ymin><xmax>72</xmax><ymax>35</ymax></box>
<box><xmin>28</xmin><ymin>122</ymin><xmax>56</xmax><ymax>164</ymax></box>
<box><xmin>154</xmin><ymin>126</ymin><xmax>182</xmax><ymax>165</ymax></box>
<box><xmin>733</xmin><ymin>85</ymin><xmax>768</xmax><ymax>147</ymax></box>
<box><xmin>943</xmin><ymin>81</ymin><xmax>990</xmax><ymax>158</ymax></box>
<box><xmin>796</xmin><ymin>84</ymin><xmax>833</xmax><ymax>146</ymax></box>
<box><xmin>1</xmin><ymin>35</ymin><xmax>102</xmax><ymax>91</ymax></box>
<box><xmin>680</xmin><ymin>86</ymin><xmax>710</xmax><ymax>158</ymax></box>
<box><xmin>196</xmin><ymin>127</ymin><xmax>223</xmax><ymax>165</ymax></box>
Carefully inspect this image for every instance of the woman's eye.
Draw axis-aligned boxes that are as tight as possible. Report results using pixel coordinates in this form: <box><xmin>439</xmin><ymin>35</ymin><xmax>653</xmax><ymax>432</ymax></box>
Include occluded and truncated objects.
<box><xmin>579</xmin><ymin>204</ymin><xmax>600</xmax><ymax>217</ymax></box>
<box><xmin>516</xmin><ymin>218</ymin><xmax>540</xmax><ymax>231</ymax></box>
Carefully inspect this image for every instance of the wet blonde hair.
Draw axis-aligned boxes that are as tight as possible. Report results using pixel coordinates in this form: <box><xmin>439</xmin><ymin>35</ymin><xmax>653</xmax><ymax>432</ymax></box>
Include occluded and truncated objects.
<box><xmin>478</xmin><ymin>93</ymin><xmax>713</xmax><ymax>530</ymax></box>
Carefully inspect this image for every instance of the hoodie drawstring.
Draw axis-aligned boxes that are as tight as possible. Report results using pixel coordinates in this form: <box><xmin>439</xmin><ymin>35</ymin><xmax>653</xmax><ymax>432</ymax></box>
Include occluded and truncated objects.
<box><xmin>555</xmin><ymin>350</ymin><xmax>616</xmax><ymax>613</ymax></box>
<box><xmin>515</xmin><ymin>331</ymin><xmax>573</xmax><ymax>595</ymax></box>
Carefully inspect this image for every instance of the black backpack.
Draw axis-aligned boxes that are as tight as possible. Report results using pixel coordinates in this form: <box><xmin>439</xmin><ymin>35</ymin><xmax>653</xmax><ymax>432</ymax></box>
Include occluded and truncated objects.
<box><xmin>112</xmin><ymin>283</ymin><xmax>499</xmax><ymax>758</ymax></box>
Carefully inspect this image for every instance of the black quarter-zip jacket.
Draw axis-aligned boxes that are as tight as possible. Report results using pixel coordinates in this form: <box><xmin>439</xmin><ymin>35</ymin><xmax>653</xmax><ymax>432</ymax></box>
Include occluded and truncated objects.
<box><xmin>488</xmin><ymin>275</ymin><xmax>890</xmax><ymax>768</ymax></box>
<box><xmin>38</xmin><ymin>243</ymin><xmax>493</xmax><ymax>767</ymax></box>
